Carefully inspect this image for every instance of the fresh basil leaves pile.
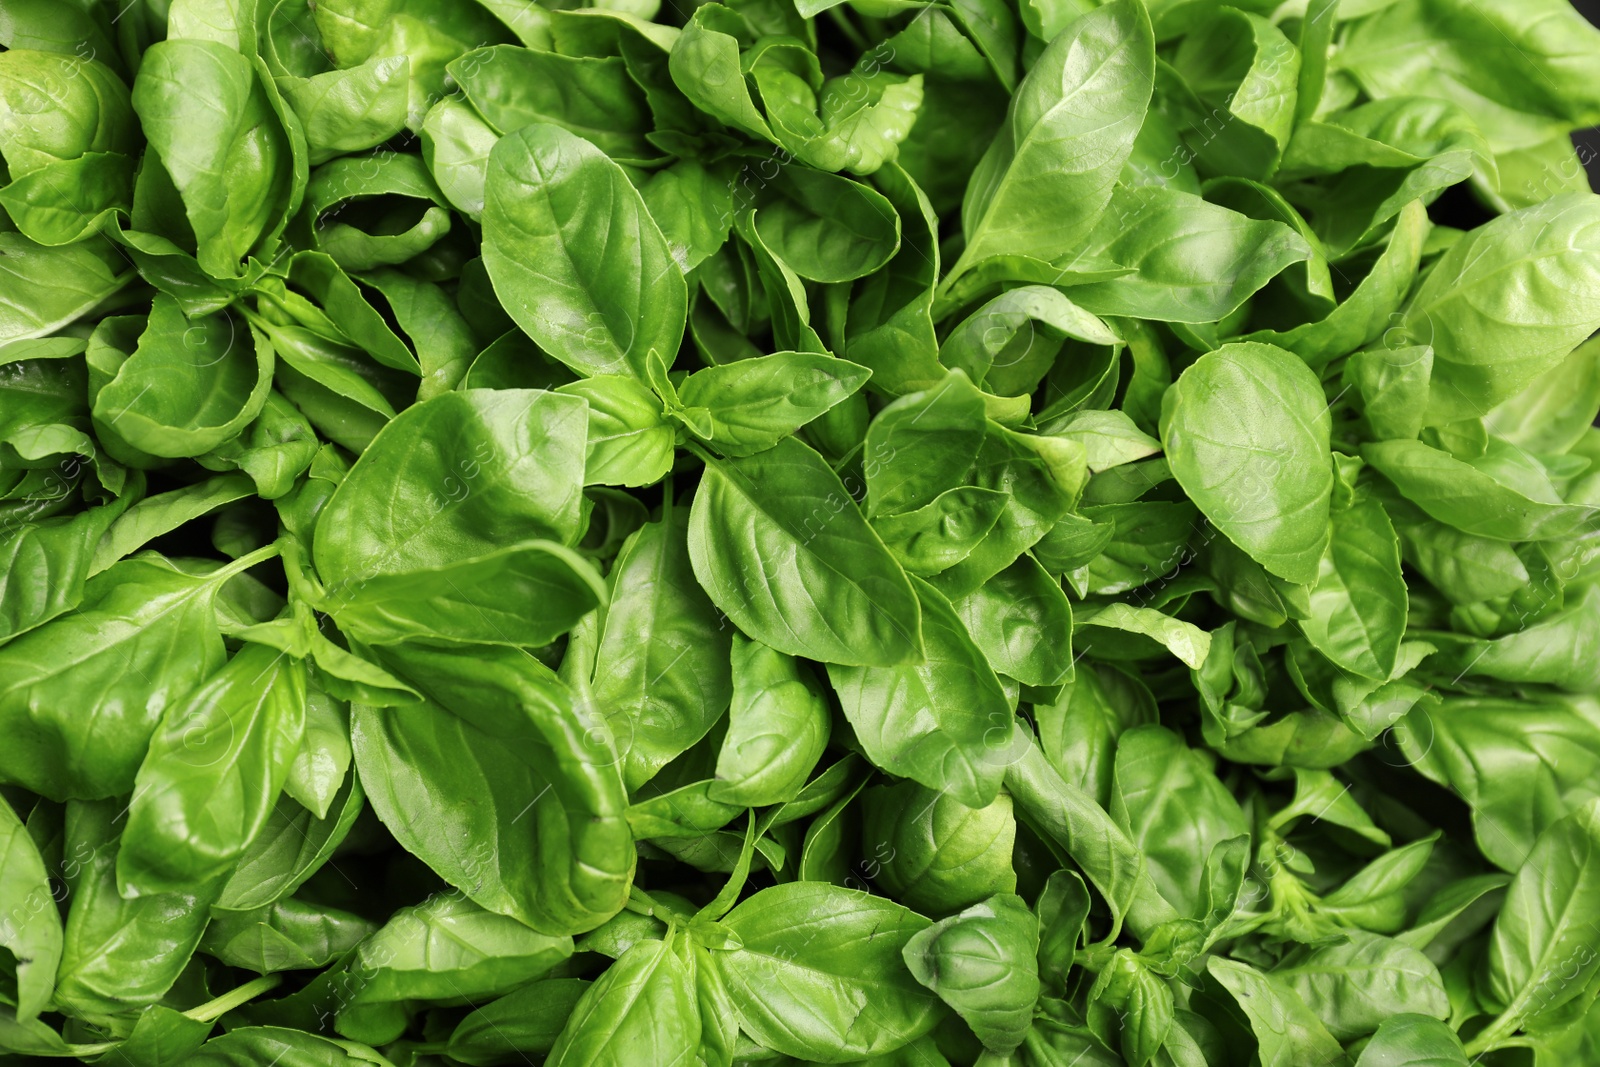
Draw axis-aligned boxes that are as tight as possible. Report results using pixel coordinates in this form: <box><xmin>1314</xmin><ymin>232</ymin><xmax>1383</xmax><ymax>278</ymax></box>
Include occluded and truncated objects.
<box><xmin>4</xmin><ymin>0</ymin><xmax>1600</xmax><ymax>1064</ymax></box>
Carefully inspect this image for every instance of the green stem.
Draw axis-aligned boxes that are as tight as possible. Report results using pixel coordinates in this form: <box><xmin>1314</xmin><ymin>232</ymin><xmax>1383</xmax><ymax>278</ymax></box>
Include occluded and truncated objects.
<box><xmin>214</xmin><ymin>540</ymin><xmax>283</xmax><ymax>581</ymax></box>
<box><xmin>1462</xmin><ymin>1026</ymin><xmax>1508</xmax><ymax>1058</ymax></box>
<box><xmin>695</xmin><ymin>813</ymin><xmax>758</xmax><ymax>923</ymax></box>
<box><xmin>278</xmin><ymin>535</ymin><xmax>327</xmax><ymax>606</ymax></box>
<box><xmin>66</xmin><ymin>1042</ymin><xmax>120</xmax><ymax>1057</ymax></box>
<box><xmin>825</xmin><ymin>7</ymin><xmax>870</xmax><ymax>51</ymax></box>
<box><xmin>184</xmin><ymin>973</ymin><xmax>283</xmax><ymax>1023</ymax></box>
<box><xmin>830</xmin><ymin>440</ymin><xmax>865</xmax><ymax>475</ymax></box>
<box><xmin>1462</xmin><ymin>1004</ymin><xmax>1530</xmax><ymax>1057</ymax></box>
<box><xmin>408</xmin><ymin>1043</ymin><xmax>450</xmax><ymax>1055</ymax></box>
<box><xmin>625</xmin><ymin>885</ymin><xmax>663</xmax><ymax>916</ymax></box>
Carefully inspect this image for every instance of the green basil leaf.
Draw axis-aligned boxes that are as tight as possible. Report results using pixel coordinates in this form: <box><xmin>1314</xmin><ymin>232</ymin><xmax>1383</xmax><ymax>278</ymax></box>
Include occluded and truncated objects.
<box><xmin>828</xmin><ymin>576</ymin><xmax>1015</xmax><ymax>808</ymax></box>
<box><xmin>710</xmin><ymin>635</ymin><xmax>831</xmax><ymax>807</ymax></box>
<box><xmin>1206</xmin><ymin>957</ymin><xmax>1346</xmax><ymax>1067</ymax></box>
<box><xmin>354</xmin><ymin>642</ymin><xmax>633</xmax><ymax>935</ymax></box>
<box><xmin>1162</xmin><ymin>341</ymin><xmax>1333</xmax><ymax>584</ymax></box>
<box><xmin>1274</xmin><ymin>931</ymin><xmax>1449</xmax><ymax>1040</ymax></box>
<box><xmin>1398</xmin><ymin>194</ymin><xmax>1600</xmax><ymax>423</ymax></box>
<box><xmin>314</xmin><ymin>390</ymin><xmax>589</xmax><ymax>585</ymax></box>
<box><xmin>119</xmin><ymin>644</ymin><xmax>308</xmax><ymax>896</ymax></box>
<box><xmin>950</xmin><ymin>1</ymin><xmax>1154</xmax><ymax>281</ymax></box>
<box><xmin>589</xmin><ymin>510</ymin><xmax>732</xmax><ymax>791</ymax></box>
<box><xmin>689</xmin><ymin>436</ymin><xmax>923</xmax><ymax>667</ymax></box>
<box><xmin>902</xmin><ymin>893</ymin><xmax>1040</xmax><ymax>1054</ymax></box>
<box><xmin>0</xmin><ymin>793</ymin><xmax>60</xmax><ymax>1022</ymax></box>
<box><xmin>546</xmin><ymin>934</ymin><xmax>699</xmax><ymax>1067</ymax></box>
<box><xmin>482</xmin><ymin>123</ymin><xmax>685</xmax><ymax>380</ymax></box>
<box><xmin>677</xmin><ymin>351</ymin><xmax>871</xmax><ymax>457</ymax></box>
<box><xmin>718</xmin><ymin>882</ymin><xmax>943</xmax><ymax>1061</ymax></box>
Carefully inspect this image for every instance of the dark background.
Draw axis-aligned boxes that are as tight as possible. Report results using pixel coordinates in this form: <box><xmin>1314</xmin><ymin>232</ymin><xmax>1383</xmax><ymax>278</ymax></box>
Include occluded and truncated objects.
<box><xmin>1581</xmin><ymin>0</ymin><xmax>1600</xmax><ymax>190</ymax></box>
